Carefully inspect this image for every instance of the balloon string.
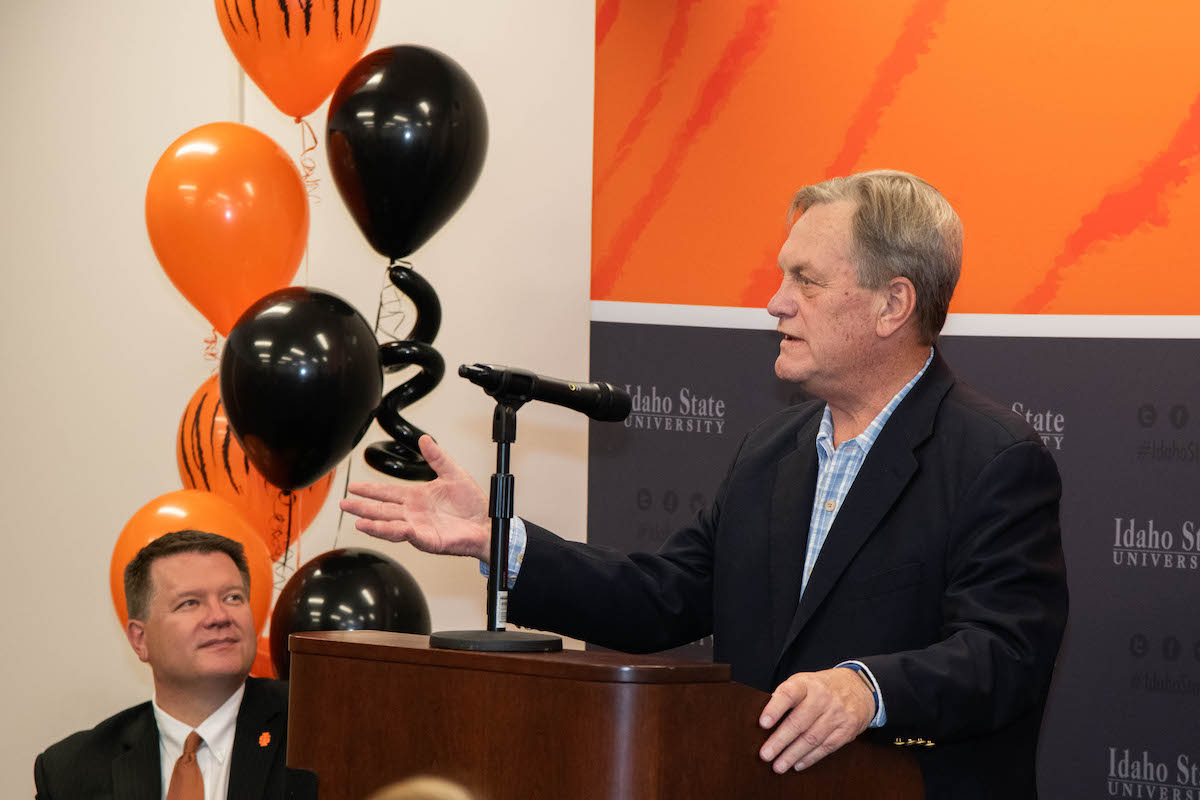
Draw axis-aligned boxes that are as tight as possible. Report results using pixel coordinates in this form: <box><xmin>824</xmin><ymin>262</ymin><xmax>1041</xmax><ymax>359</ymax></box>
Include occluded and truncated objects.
<box><xmin>377</xmin><ymin>259</ymin><xmax>413</xmax><ymax>343</ymax></box>
<box><xmin>282</xmin><ymin>490</ymin><xmax>294</xmax><ymax>569</ymax></box>
<box><xmin>297</xmin><ymin>117</ymin><xmax>320</xmax><ymax>201</ymax></box>
<box><xmin>297</xmin><ymin>117</ymin><xmax>320</xmax><ymax>287</ymax></box>
<box><xmin>292</xmin><ymin>492</ymin><xmax>301</xmax><ymax>570</ymax></box>
<box><xmin>271</xmin><ymin>489</ymin><xmax>298</xmax><ymax>591</ymax></box>
<box><xmin>335</xmin><ymin>464</ymin><xmax>352</xmax><ymax>549</ymax></box>
<box><xmin>203</xmin><ymin>327</ymin><xmax>219</xmax><ymax>363</ymax></box>
<box><xmin>372</xmin><ymin>265</ymin><xmax>388</xmax><ymax>332</ymax></box>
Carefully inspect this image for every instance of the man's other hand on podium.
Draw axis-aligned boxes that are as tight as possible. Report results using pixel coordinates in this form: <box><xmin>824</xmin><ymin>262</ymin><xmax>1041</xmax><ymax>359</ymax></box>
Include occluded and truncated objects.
<box><xmin>340</xmin><ymin>435</ymin><xmax>493</xmax><ymax>564</ymax></box>
<box><xmin>756</xmin><ymin>666</ymin><xmax>875</xmax><ymax>774</ymax></box>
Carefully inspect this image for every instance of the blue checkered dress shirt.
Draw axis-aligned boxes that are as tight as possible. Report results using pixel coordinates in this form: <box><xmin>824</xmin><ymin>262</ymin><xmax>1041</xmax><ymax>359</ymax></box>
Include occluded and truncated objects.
<box><xmin>803</xmin><ymin>350</ymin><xmax>934</xmax><ymax>596</ymax></box>
<box><xmin>811</xmin><ymin>349</ymin><xmax>933</xmax><ymax>727</ymax></box>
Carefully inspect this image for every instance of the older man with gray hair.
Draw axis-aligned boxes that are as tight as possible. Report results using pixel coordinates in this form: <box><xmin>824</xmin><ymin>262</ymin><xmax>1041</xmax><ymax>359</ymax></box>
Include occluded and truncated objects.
<box><xmin>342</xmin><ymin>170</ymin><xmax>1068</xmax><ymax>799</ymax></box>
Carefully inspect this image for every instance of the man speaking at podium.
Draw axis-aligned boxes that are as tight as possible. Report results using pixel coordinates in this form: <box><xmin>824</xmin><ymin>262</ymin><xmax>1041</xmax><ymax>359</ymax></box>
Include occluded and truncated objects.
<box><xmin>341</xmin><ymin>170</ymin><xmax>1068</xmax><ymax>799</ymax></box>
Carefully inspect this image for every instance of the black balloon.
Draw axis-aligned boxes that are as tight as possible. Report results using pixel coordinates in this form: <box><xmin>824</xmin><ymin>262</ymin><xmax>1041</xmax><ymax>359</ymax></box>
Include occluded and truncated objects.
<box><xmin>220</xmin><ymin>288</ymin><xmax>382</xmax><ymax>491</ymax></box>
<box><xmin>327</xmin><ymin>45</ymin><xmax>488</xmax><ymax>260</ymax></box>
<box><xmin>269</xmin><ymin>548</ymin><xmax>432</xmax><ymax>679</ymax></box>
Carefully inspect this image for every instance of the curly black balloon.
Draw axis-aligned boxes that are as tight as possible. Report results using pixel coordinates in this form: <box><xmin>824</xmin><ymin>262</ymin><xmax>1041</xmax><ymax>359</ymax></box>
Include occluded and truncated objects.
<box><xmin>366</xmin><ymin>263</ymin><xmax>445</xmax><ymax>481</ymax></box>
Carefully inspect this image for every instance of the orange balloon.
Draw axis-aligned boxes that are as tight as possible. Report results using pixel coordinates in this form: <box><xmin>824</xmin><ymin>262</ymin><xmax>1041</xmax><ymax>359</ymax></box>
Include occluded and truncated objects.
<box><xmin>145</xmin><ymin>122</ymin><xmax>308</xmax><ymax>335</ymax></box>
<box><xmin>177</xmin><ymin>374</ymin><xmax>334</xmax><ymax>560</ymax></box>
<box><xmin>110</xmin><ymin>490</ymin><xmax>274</xmax><ymax>636</ymax></box>
<box><xmin>250</xmin><ymin>632</ymin><xmax>277</xmax><ymax>679</ymax></box>
<box><xmin>215</xmin><ymin>0</ymin><xmax>379</xmax><ymax>119</ymax></box>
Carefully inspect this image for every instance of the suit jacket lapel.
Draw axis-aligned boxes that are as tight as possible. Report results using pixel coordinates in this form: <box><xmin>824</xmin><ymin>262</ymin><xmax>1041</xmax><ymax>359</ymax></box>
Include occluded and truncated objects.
<box><xmin>777</xmin><ymin>351</ymin><xmax>955</xmax><ymax>661</ymax></box>
<box><xmin>111</xmin><ymin>704</ymin><xmax>160</xmax><ymax>800</ymax></box>
<box><xmin>784</xmin><ymin>439</ymin><xmax>918</xmax><ymax>649</ymax></box>
<box><xmin>229</xmin><ymin>678</ymin><xmax>287</xmax><ymax>798</ymax></box>
<box><xmin>767</xmin><ymin>410</ymin><xmax>822</xmax><ymax>652</ymax></box>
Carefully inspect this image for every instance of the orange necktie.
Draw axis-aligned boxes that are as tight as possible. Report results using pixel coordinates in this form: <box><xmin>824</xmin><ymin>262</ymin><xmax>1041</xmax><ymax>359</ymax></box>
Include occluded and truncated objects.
<box><xmin>166</xmin><ymin>730</ymin><xmax>205</xmax><ymax>800</ymax></box>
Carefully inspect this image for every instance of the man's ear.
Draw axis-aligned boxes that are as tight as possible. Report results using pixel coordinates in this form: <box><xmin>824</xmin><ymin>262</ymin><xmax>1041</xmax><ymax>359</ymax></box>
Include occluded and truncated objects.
<box><xmin>125</xmin><ymin>619</ymin><xmax>150</xmax><ymax>664</ymax></box>
<box><xmin>877</xmin><ymin>276</ymin><xmax>917</xmax><ymax>338</ymax></box>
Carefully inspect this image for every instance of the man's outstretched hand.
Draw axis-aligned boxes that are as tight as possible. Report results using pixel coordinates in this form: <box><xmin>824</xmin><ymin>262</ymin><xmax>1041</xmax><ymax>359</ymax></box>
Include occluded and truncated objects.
<box><xmin>339</xmin><ymin>435</ymin><xmax>492</xmax><ymax>563</ymax></box>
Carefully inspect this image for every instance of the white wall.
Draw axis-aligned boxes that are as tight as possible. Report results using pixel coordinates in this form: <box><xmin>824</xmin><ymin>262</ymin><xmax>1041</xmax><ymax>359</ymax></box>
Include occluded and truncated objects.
<box><xmin>0</xmin><ymin>2</ymin><xmax>594</xmax><ymax>793</ymax></box>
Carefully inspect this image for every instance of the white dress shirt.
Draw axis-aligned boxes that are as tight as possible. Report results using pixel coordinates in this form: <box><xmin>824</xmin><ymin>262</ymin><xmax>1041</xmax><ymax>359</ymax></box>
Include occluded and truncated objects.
<box><xmin>153</xmin><ymin>682</ymin><xmax>245</xmax><ymax>800</ymax></box>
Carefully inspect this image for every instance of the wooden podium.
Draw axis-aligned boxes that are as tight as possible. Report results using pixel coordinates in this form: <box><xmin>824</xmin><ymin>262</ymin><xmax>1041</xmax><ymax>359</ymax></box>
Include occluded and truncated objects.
<box><xmin>287</xmin><ymin>631</ymin><xmax>922</xmax><ymax>800</ymax></box>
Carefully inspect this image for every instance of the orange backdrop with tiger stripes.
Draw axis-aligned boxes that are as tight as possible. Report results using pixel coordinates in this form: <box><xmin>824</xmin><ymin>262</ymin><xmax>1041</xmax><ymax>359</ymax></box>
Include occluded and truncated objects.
<box><xmin>591</xmin><ymin>0</ymin><xmax>1200</xmax><ymax>315</ymax></box>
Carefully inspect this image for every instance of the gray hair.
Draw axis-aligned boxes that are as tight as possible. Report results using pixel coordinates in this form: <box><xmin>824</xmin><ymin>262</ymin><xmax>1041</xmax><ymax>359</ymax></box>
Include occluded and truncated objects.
<box><xmin>790</xmin><ymin>170</ymin><xmax>962</xmax><ymax>344</ymax></box>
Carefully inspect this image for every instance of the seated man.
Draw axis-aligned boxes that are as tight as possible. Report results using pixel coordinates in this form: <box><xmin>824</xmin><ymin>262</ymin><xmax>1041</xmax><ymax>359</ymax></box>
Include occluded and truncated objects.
<box><xmin>341</xmin><ymin>170</ymin><xmax>1069</xmax><ymax>799</ymax></box>
<box><xmin>35</xmin><ymin>530</ymin><xmax>288</xmax><ymax>800</ymax></box>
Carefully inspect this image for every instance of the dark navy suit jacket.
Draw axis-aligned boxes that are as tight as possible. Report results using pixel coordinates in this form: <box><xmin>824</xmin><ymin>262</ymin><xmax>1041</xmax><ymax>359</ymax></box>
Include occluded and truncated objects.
<box><xmin>509</xmin><ymin>352</ymin><xmax>1069</xmax><ymax>799</ymax></box>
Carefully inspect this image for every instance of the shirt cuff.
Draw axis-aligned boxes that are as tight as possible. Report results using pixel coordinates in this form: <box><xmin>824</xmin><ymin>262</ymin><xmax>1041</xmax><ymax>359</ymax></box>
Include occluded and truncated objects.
<box><xmin>837</xmin><ymin>660</ymin><xmax>887</xmax><ymax>728</ymax></box>
<box><xmin>477</xmin><ymin>517</ymin><xmax>527</xmax><ymax>588</ymax></box>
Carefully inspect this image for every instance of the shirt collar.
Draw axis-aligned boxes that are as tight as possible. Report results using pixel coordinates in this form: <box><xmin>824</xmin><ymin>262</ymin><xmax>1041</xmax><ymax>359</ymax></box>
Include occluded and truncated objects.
<box><xmin>816</xmin><ymin>348</ymin><xmax>934</xmax><ymax>455</ymax></box>
<box><xmin>153</xmin><ymin>681</ymin><xmax>246</xmax><ymax>765</ymax></box>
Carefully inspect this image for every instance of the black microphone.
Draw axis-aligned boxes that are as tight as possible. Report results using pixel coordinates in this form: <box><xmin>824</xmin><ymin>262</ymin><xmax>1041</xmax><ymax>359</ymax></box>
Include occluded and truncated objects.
<box><xmin>458</xmin><ymin>364</ymin><xmax>632</xmax><ymax>422</ymax></box>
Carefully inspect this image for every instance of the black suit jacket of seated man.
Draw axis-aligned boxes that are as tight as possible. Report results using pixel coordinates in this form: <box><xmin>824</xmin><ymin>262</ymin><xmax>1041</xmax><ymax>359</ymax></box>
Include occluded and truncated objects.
<box><xmin>34</xmin><ymin>676</ymin><xmax>288</xmax><ymax>800</ymax></box>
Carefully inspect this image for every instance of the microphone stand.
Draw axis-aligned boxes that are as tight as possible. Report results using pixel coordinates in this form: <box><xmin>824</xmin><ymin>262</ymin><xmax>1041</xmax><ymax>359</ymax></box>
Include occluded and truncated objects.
<box><xmin>429</xmin><ymin>396</ymin><xmax>562</xmax><ymax>652</ymax></box>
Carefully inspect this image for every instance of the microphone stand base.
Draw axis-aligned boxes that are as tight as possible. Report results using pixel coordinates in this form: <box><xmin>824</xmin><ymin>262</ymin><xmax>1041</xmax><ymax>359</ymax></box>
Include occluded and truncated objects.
<box><xmin>430</xmin><ymin>630</ymin><xmax>563</xmax><ymax>652</ymax></box>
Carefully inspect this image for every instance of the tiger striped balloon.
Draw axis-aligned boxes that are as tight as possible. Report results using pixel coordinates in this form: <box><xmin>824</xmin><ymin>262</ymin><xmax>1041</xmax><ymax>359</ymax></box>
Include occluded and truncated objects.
<box><xmin>215</xmin><ymin>0</ymin><xmax>380</xmax><ymax>119</ymax></box>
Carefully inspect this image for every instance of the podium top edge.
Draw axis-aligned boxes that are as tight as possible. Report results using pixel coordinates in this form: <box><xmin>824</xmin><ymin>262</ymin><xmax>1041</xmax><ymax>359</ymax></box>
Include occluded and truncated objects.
<box><xmin>289</xmin><ymin>631</ymin><xmax>732</xmax><ymax>684</ymax></box>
